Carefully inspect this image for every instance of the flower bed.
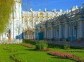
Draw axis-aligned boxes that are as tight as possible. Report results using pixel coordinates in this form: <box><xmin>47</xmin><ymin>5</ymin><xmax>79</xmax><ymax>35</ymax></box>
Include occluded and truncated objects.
<box><xmin>48</xmin><ymin>51</ymin><xmax>84</xmax><ymax>62</ymax></box>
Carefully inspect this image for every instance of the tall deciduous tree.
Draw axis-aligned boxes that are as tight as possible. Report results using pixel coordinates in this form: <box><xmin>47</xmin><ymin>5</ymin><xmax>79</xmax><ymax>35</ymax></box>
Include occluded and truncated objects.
<box><xmin>0</xmin><ymin>0</ymin><xmax>14</xmax><ymax>33</ymax></box>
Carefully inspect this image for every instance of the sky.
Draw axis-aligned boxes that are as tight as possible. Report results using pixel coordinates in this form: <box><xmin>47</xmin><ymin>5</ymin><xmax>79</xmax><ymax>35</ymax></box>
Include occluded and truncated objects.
<box><xmin>22</xmin><ymin>0</ymin><xmax>84</xmax><ymax>11</ymax></box>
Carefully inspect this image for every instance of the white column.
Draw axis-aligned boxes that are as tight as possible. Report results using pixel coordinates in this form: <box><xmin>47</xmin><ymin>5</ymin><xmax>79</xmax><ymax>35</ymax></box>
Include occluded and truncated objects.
<box><xmin>44</xmin><ymin>29</ymin><xmax>46</xmax><ymax>39</ymax></box>
<box><xmin>50</xmin><ymin>27</ymin><xmax>53</xmax><ymax>39</ymax></box>
<box><xmin>77</xmin><ymin>21</ymin><xmax>83</xmax><ymax>38</ymax></box>
<box><xmin>55</xmin><ymin>29</ymin><xmax>57</xmax><ymax>39</ymax></box>
<box><xmin>46</xmin><ymin>29</ymin><xmax>48</xmax><ymax>39</ymax></box>
<box><xmin>59</xmin><ymin>25</ymin><xmax>62</xmax><ymax>39</ymax></box>
<box><xmin>53</xmin><ymin>28</ymin><xmax>56</xmax><ymax>39</ymax></box>
<box><xmin>48</xmin><ymin>29</ymin><xmax>50</xmax><ymax>39</ymax></box>
<box><xmin>56</xmin><ymin>26</ymin><xmax>59</xmax><ymax>39</ymax></box>
<box><xmin>64</xmin><ymin>23</ymin><xmax>68</xmax><ymax>39</ymax></box>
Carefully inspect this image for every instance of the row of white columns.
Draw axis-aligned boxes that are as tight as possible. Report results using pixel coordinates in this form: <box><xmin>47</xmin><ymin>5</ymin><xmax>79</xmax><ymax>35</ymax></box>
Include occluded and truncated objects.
<box><xmin>43</xmin><ymin>20</ymin><xmax>84</xmax><ymax>41</ymax></box>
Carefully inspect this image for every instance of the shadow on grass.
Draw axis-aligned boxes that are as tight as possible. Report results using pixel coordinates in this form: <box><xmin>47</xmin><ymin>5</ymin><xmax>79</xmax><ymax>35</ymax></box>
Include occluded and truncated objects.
<box><xmin>24</xmin><ymin>48</ymin><xmax>38</xmax><ymax>51</ymax></box>
<box><xmin>24</xmin><ymin>48</ymin><xmax>48</xmax><ymax>52</ymax></box>
<box><xmin>52</xmin><ymin>56</ymin><xmax>64</xmax><ymax>59</ymax></box>
<box><xmin>66</xmin><ymin>50</ymin><xmax>84</xmax><ymax>52</ymax></box>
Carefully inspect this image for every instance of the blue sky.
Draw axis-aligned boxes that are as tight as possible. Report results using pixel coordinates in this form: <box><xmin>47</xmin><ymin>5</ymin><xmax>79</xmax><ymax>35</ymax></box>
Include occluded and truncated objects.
<box><xmin>22</xmin><ymin>0</ymin><xmax>84</xmax><ymax>11</ymax></box>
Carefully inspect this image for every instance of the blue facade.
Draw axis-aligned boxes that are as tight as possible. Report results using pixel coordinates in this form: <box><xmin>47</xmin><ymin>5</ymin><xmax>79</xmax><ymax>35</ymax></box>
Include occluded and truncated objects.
<box><xmin>38</xmin><ymin>32</ymin><xmax>44</xmax><ymax>40</ymax></box>
<box><xmin>35</xmin><ymin>31</ymin><xmax>44</xmax><ymax>40</ymax></box>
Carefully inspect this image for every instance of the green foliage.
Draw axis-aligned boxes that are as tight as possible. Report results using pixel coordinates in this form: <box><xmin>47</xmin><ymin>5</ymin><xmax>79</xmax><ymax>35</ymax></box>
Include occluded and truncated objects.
<box><xmin>0</xmin><ymin>0</ymin><xmax>14</xmax><ymax>33</ymax></box>
<box><xmin>64</xmin><ymin>40</ymin><xmax>70</xmax><ymax>49</ymax></box>
<box><xmin>64</xmin><ymin>45</ymin><xmax>70</xmax><ymax>49</ymax></box>
<box><xmin>23</xmin><ymin>39</ymin><xmax>36</xmax><ymax>45</ymax></box>
<box><xmin>35</xmin><ymin>40</ymin><xmax>48</xmax><ymax>50</ymax></box>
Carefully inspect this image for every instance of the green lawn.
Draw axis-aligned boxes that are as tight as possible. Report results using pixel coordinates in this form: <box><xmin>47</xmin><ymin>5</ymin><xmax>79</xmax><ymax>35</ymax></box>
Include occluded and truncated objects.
<box><xmin>0</xmin><ymin>44</ymin><xmax>84</xmax><ymax>62</ymax></box>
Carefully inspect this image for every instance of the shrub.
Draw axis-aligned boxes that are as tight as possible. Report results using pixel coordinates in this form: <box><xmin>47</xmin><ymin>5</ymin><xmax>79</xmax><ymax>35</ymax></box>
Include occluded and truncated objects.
<box><xmin>23</xmin><ymin>39</ymin><xmax>36</xmax><ymax>45</ymax></box>
<box><xmin>35</xmin><ymin>40</ymin><xmax>48</xmax><ymax>51</ymax></box>
<box><xmin>64</xmin><ymin>39</ymin><xmax>70</xmax><ymax>49</ymax></box>
<box><xmin>64</xmin><ymin>44</ymin><xmax>70</xmax><ymax>50</ymax></box>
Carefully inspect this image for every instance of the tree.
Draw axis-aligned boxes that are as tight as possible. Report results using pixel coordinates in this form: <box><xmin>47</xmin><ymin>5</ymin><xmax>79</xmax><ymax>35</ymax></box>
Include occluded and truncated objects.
<box><xmin>0</xmin><ymin>0</ymin><xmax>14</xmax><ymax>33</ymax></box>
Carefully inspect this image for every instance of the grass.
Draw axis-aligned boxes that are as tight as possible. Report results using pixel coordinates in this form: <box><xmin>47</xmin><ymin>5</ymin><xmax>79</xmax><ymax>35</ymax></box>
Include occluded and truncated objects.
<box><xmin>0</xmin><ymin>44</ymin><xmax>84</xmax><ymax>62</ymax></box>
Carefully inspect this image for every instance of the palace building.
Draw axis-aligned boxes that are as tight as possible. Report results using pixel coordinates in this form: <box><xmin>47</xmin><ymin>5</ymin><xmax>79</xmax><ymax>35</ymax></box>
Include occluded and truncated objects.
<box><xmin>22</xmin><ymin>8</ymin><xmax>64</xmax><ymax>40</ymax></box>
<box><xmin>0</xmin><ymin>0</ymin><xmax>84</xmax><ymax>45</ymax></box>
<box><xmin>35</xmin><ymin>5</ymin><xmax>84</xmax><ymax>42</ymax></box>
